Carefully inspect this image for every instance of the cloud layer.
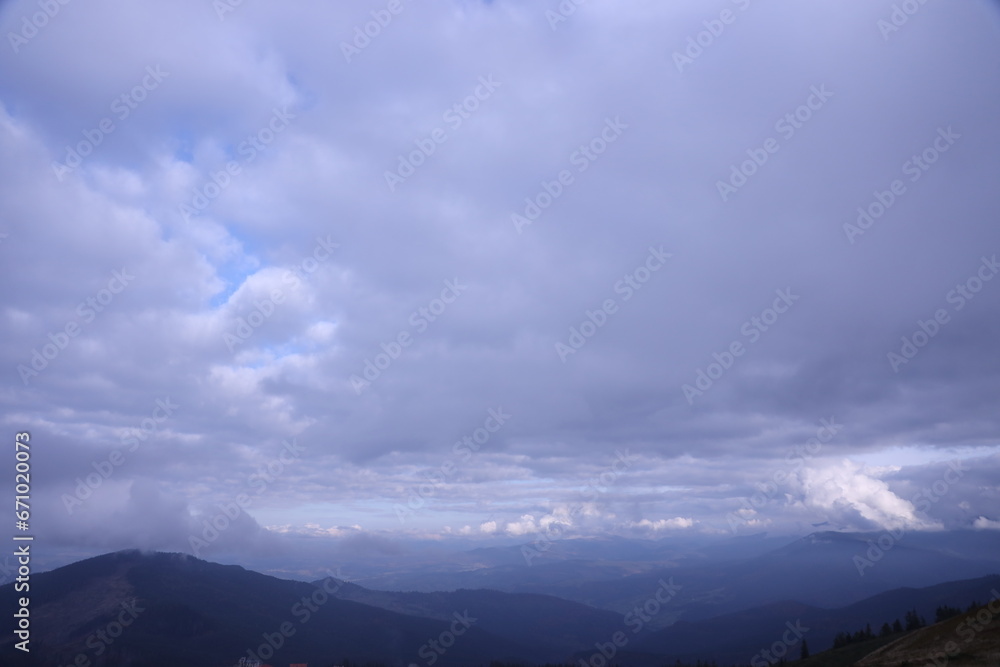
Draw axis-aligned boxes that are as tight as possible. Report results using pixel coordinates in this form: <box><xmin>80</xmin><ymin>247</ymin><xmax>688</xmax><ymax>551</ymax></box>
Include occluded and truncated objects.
<box><xmin>1</xmin><ymin>0</ymin><xmax>999</xmax><ymax>568</ymax></box>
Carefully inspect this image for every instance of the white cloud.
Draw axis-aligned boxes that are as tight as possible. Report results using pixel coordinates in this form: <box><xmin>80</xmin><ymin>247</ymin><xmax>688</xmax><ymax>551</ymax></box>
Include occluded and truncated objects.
<box><xmin>504</xmin><ymin>514</ymin><xmax>537</xmax><ymax>537</ymax></box>
<box><xmin>629</xmin><ymin>517</ymin><xmax>695</xmax><ymax>531</ymax></box>
<box><xmin>792</xmin><ymin>460</ymin><xmax>940</xmax><ymax>531</ymax></box>
<box><xmin>973</xmin><ymin>516</ymin><xmax>1000</xmax><ymax>531</ymax></box>
<box><xmin>267</xmin><ymin>523</ymin><xmax>362</xmax><ymax>538</ymax></box>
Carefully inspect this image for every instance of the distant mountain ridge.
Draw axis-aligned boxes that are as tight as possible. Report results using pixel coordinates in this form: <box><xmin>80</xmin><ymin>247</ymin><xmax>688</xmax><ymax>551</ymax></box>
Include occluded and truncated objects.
<box><xmin>2</xmin><ymin>530</ymin><xmax>998</xmax><ymax>666</ymax></box>
<box><xmin>325</xmin><ymin>579</ymin><xmax>628</xmax><ymax>656</ymax></box>
<box><xmin>629</xmin><ymin>574</ymin><xmax>1000</xmax><ymax>664</ymax></box>
<box><xmin>352</xmin><ymin>530</ymin><xmax>1000</xmax><ymax>629</ymax></box>
<box><xmin>0</xmin><ymin>549</ymin><xmax>547</xmax><ymax>667</ymax></box>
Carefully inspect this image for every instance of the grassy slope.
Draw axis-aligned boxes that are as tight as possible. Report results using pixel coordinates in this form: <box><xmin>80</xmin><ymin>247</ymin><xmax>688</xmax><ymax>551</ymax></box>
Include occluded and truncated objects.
<box><xmin>854</xmin><ymin>601</ymin><xmax>1000</xmax><ymax>666</ymax></box>
<box><xmin>792</xmin><ymin>600</ymin><xmax>1000</xmax><ymax>667</ymax></box>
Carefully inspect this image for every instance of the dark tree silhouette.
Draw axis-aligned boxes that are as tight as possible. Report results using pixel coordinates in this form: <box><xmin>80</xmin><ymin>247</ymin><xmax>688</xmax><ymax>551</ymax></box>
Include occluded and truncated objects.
<box><xmin>935</xmin><ymin>605</ymin><xmax>962</xmax><ymax>622</ymax></box>
<box><xmin>904</xmin><ymin>608</ymin><xmax>925</xmax><ymax>631</ymax></box>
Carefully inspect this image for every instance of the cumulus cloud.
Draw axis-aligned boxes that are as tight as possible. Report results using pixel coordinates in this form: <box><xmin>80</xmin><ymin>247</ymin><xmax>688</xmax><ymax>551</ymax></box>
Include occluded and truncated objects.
<box><xmin>790</xmin><ymin>460</ymin><xmax>941</xmax><ymax>531</ymax></box>
<box><xmin>504</xmin><ymin>514</ymin><xmax>539</xmax><ymax>537</ymax></box>
<box><xmin>628</xmin><ymin>517</ymin><xmax>695</xmax><ymax>532</ymax></box>
<box><xmin>267</xmin><ymin>523</ymin><xmax>363</xmax><ymax>538</ymax></box>
<box><xmin>973</xmin><ymin>516</ymin><xmax>1000</xmax><ymax>531</ymax></box>
<box><xmin>501</xmin><ymin>507</ymin><xmax>576</xmax><ymax>537</ymax></box>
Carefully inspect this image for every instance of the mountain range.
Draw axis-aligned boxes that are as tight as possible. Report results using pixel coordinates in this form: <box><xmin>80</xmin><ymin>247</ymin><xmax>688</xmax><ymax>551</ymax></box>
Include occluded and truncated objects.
<box><xmin>2</xmin><ymin>530</ymin><xmax>998</xmax><ymax>666</ymax></box>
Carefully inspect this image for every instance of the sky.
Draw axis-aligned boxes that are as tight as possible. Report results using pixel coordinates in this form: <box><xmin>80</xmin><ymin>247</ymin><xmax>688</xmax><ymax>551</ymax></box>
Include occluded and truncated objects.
<box><xmin>1</xmin><ymin>0</ymin><xmax>1000</xmax><ymax>574</ymax></box>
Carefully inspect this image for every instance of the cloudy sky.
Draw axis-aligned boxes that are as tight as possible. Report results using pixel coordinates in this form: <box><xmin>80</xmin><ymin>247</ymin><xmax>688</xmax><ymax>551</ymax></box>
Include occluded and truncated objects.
<box><xmin>2</xmin><ymin>0</ymin><xmax>999</xmax><ymax>572</ymax></box>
